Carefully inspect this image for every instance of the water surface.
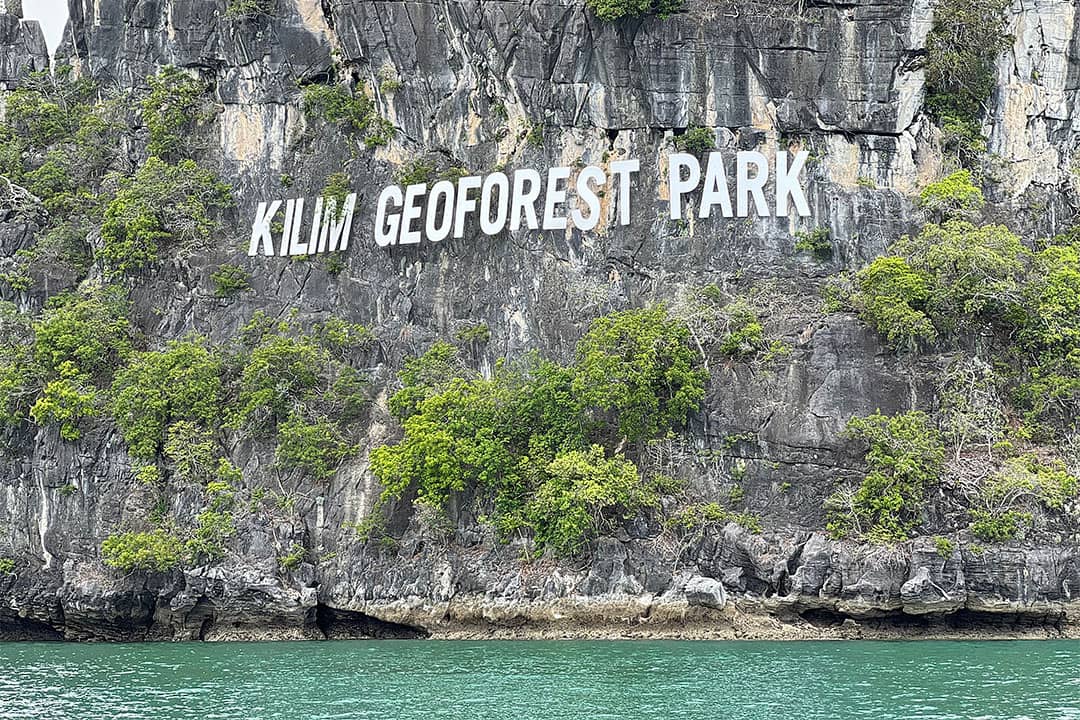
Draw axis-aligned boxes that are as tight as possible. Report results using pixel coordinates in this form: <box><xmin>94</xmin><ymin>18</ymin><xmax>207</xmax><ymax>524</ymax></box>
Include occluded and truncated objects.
<box><xmin>1</xmin><ymin>639</ymin><xmax>1078</xmax><ymax>719</ymax></box>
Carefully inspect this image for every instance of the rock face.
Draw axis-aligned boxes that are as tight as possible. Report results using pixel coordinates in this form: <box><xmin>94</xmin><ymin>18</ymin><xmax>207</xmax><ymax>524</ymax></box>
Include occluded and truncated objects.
<box><xmin>1</xmin><ymin>0</ymin><xmax>1079</xmax><ymax>641</ymax></box>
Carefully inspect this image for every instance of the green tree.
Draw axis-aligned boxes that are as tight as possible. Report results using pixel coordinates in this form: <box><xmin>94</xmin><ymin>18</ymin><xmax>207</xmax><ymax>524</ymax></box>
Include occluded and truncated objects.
<box><xmin>109</xmin><ymin>339</ymin><xmax>224</xmax><ymax>459</ymax></box>
<box><xmin>827</xmin><ymin>411</ymin><xmax>945</xmax><ymax>542</ymax></box>
<box><xmin>99</xmin><ymin>157</ymin><xmax>233</xmax><ymax>276</ymax></box>
<box><xmin>572</xmin><ymin>305</ymin><xmax>707</xmax><ymax>444</ymax></box>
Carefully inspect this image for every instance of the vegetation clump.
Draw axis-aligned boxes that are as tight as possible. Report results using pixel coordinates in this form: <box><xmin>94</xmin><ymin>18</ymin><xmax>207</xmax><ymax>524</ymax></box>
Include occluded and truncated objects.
<box><xmin>302</xmin><ymin>83</ymin><xmax>394</xmax><ymax>148</ymax></box>
<box><xmin>371</xmin><ymin>305</ymin><xmax>707</xmax><ymax>554</ymax></box>
<box><xmin>142</xmin><ymin>66</ymin><xmax>212</xmax><ymax>160</ymax></box>
<box><xmin>827</xmin><ymin>410</ymin><xmax>945</xmax><ymax>542</ymax></box>
<box><xmin>923</xmin><ymin>0</ymin><xmax>1011</xmax><ymax>161</ymax></box>
<box><xmin>586</xmin><ymin>0</ymin><xmax>683</xmax><ymax>21</ymax></box>
<box><xmin>102</xmin><ymin>530</ymin><xmax>185</xmax><ymax>572</ymax></box>
<box><xmin>675</xmin><ymin>126</ymin><xmax>715</xmax><ymax>155</ymax></box>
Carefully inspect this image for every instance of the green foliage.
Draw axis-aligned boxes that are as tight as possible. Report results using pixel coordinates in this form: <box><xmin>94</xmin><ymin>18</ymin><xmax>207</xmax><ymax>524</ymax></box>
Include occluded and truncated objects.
<box><xmin>455</xmin><ymin>323</ymin><xmax>492</xmax><ymax>345</ymax></box>
<box><xmin>142</xmin><ymin>67</ymin><xmax>210</xmax><ymax>159</ymax></box>
<box><xmin>28</xmin><ymin>363</ymin><xmax>97</xmax><ymax>440</ymax></box>
<box><xmin>233</xmin><ymin>316</ymin><xmax>371</xmax><ymax>431</ymax></box>
<box><xmin>716</xmin><ymin>300</ymin><xmax>767</xmax><ymax>359</ymax></box>
<box><xmin>302</xmin><ymin>83</ymin><xmax>393</xmax><ymax>148</ymax></box>
<box><xmin>934</xmin><ymin>536</ymin><xmax>955</xmax><ymax>557</ymax></box>
<box><xmin>969</xmin><ymin>508</ymin><xmax>1031</xmax><ymax>542</ymax></box>
<box><xmin>102</xmin><ymin>530</ymin><xmax>184</xmax><ymax>572</ymax></box>
<box><xmin>397</xmin><ymin>160</ymin><xmax>436</xmax><ymax>187</ymax></box>
<box><xmin>275</xmin><ymin>413</ymin><xmax>358</xmax><ymax>480</ymax></box>
<box><xmin>163</xmin><ymin>421</ymin><xmax>218</xmax><ymax>483</ymax></box>
<box><xmin>373</xmin><ymin>306</ymin><xmax>706</xmax><ymax>553</ymax></box>
<box><xmin>186</xmin><ymin>510</ymin><xmax>235</xmax><ymax>563</ymax></box>
<box><xmin>667</xmin><ymin>502</ymin><xmax>762</xmax><ymax>534</ymax></box>
<box><xmin>827</xmin><ymin>411</ymin><xmax>945</xmax><ymax>542</ymax></box>
<box><xmin>224</xmin><ymin>0</ymin><xmax>275</xmax><ymax>19</ymax></box>
<box><xmin>854</xmin><ymin>220</ymin><xmax>1024</xmax><ymax>350</ymax></box>
<box><xmin>794</xmin><ymin>227</ymin><xmax>833</xmax><ymax>260</ymax></box>
<box><xmin>279</xmin><ymin>543</ymin><xmax>306</xmax><ymax>570</ymax></box>
<box><xmin>675</xmin><ymin>126</ymin><xmax>715</xmax><ymax>155</ymax></box>
<box><xmin>572</xmin><ymin>305</ymin><xmax>707</xmax><ymax>443</ymax></box>
<box><xmin>0</xmin><ymin>557</ymin><xmax>14</xmax><ymax>575</ymax></box>
<box><xmin>99</xmin><ymin>157</ymin><xmax>233</xmax><ymax>276</ymax></box>
<box><xmin>923</xmin><ymin>0</ymin><xmax>1011</xmax><ymax>161</ymax></box>
<box><xmin>3</xmin><ymin>68</ymin><xmax>96</xmax><ymax>149</ymax></box>
<box><xmin>974</xmin><ymin>454</ymin><xmax>1079</xmax><ymax>530</ymax></box>
<box><xmin>135</xmin><ymin>464</ymin><xmax>161</xmax><ymax>485</ymax></box>
<box><xmin>917</xmin><ymin>169</ymin><xmax>985</xmax><ymax>219</ymax></box>
<box><xmin>586</xmin><ymin>0</ymin><xmax>682</xmax><ymax>20</ymax></box>
<box><xmin>34</xmin><ymin>286</ymin><xmax>133</xmax><ymax>380</ymax></box>
<box><xmin>321</xmin><ymin>172</ymin><xmax>352</xmax><ymax>218</ymax></box>
<box><xmin>211</xmin><ymin>264</ymin><xmax>250</xmax><ymax>298</ymax></box>
<box><xmin>526</xmin><ymin>123</ymin><xmax>544</xmax><ymax>147</ymax></box>
<box><xmin>526</xmin><ymin>446</ymin><xmax>656</xmax><ymax>555</ymax></box>
<box><xmin>110</xmin><ymin>339</ymin><xmax>224</xmax><ymax>459</ymax></box>
<box><xmin>853</xmin><ymin>257</ymin><xmax>936</xmax><ymax>350</ymax></box>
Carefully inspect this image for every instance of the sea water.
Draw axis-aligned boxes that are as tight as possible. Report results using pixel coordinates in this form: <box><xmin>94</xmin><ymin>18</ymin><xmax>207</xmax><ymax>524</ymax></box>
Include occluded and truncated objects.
<box><xmin>1</xmin><ymin>639</ymin><xmax>1078</xmax><ymax>719</ymax></box>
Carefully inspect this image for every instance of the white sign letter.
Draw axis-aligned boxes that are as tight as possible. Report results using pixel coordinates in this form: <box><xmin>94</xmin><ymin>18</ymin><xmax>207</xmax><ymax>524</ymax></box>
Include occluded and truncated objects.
<box><xmin>736</xmin><ymin>151</ymin><xmax>769</xmax><ymax>217</ymax></box>
<box><xmin>248</xmin><ymin>200</ymin><xmax>281</xmax><ymax>256</ymax></box>
<box><xmin>375</xmin><ymin>186</ymin><xmax>403</xmax><ymax>248</ymax></box>
<box><xmin>571</xmin><ymin>166</ymin><xmax>605</xmax><ymax>231</ymax></box>
<box><xmin>668</xmin><ymin>153</ymin><xmax>700</xmax><ymax>221</ymax></box>
<box><xmin>776</xmin><ymin>150</ymin><xmax>811</xmax><ymax>217</ymax></box>
<box><xmin>610</xmin><ymin>159</ymin><xmax>639</xmax><ymax>226</ymax></box>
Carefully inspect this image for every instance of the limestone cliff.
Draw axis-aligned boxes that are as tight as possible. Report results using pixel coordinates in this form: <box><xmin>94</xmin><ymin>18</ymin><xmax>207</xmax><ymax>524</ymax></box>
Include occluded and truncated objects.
<box><xmin>0</xmin><ymin>0</ymin><xmax>1078</xmax><ymax>641</ymax></box>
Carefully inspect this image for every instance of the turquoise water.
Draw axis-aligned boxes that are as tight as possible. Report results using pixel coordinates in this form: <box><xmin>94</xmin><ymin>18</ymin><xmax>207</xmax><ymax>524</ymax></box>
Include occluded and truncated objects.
<box><xmin>0</xmin><ymin>640</ymin><xmax>1078</xmax><ymax>719</ymax></box>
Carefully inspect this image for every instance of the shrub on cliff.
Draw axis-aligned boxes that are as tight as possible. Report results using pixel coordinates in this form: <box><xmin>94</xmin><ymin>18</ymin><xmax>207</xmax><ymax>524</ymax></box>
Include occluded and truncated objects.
<box><xmin>101</xmin><ymin>530</ymin><xmax>184</xmax><ymax>572</ymax></box>
<box><xmin>33</xmin><ymin>286</ymin><xmax>134</xmax><ymax>381</ymax></box>
<box><xmin>372</xmin><ymin>305</ymin><xmax>707</xmax><ymax>554</ymax></box>
<box><xmin>142</xmin><ymin>66</ymin><xmax>212</xmax><ymax>159</ymax></box>
<box><xmin>302</xmin><ymin>83</ymin><xmax>394</xmax><ymax>148</ymax></box>
<box><xmin>109</xmin><ymin>338</ymin><xmax>225</xmax><ymax>459</ymax></box>
<box><xmin>923</xmin><ymin>0</ymin><xmax>1011</xmax><ymax>161</ymax></box>
<box><xmin>826</xmin><ymin>410</ymin><xmax>945</xmax><ymax>542</ymax></box>
<box><xmin>573</xmin><ymin>305</ymin><xmax>708</xmax><ymax>444</ymax></box>
<box><xmin>99</xmin><ymin>157</ymin><xmax>233</xmax><ymax>276</ymax></box>
<box><xmin>853</xmin><ymin>220</ymin><xmax>1024</xmax><ymax>351</ymax></box>
<box><xmin>585</xmin><ymin>0</ymin><xmax>683</xmax><ymax>21</ymax></box>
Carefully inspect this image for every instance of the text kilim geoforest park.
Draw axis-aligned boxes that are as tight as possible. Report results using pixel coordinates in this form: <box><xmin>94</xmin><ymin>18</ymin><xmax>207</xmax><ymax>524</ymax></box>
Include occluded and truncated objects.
<box><xmin>248</xmin><ymin>150</ymin><xmax>811</xmax><ymax>256</ymax></box>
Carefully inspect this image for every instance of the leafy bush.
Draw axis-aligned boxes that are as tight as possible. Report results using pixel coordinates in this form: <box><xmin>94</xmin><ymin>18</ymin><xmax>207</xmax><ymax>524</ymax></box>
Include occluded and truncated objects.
<box><xmin>572</xmin><ymin>305</ymin><xmax>707</xmax><ymax>444</ymax></box>
<box><xmin>163</xmin><ymin>421</ymin><xmax>218</xmax><ymax>483</ymax></box>
<box><xmin>278</xmin><ymin>543</ymin><xmax>306</xmax><ymax>570</ymax></box>
<box><xmin>853</xmin><ymin>257</ymin><xmax>936</xmax><ymax>350</ymax></box>
<box><xmin>969</xmin><ymin>508</ymin><xmax>1031</xmax><ymax>542</ymax></box>
<box><xmin>525</xmin><ymin>446</ymin><xmax>656</xmax><ymax>555</ymax></box>
<box><xmin>142</xmin><ymin>67</ymin><xmax>210</xmax><ymax>159</ymax></box>
<box><xmin>102</xmin><ymin>530</ymin><xmax>184</xmax><ymax>572</ymax></box>
<box><xmin>275</xmin><ymin>413</ymin><xmax>358</xmax><ymax>480</ymax></box>
<box><xmin>186</xmin><ymin>510</ymin><xmax>236</xmax><ymax>563</ymax></box>
<box><xmin>29</xmin><ymin>363</ymin><xmax>97</xmax><ymax>440</ymax></box>
<box><xmin>934</xmin><ymin>536</ymin><xmax>955</xmax><ymax>557</ymax></box>
<box><xmin>923</xmin><ymin>0</ymin><xmax>1011</xmax><ymax>161</ymax></box>
<box><xmin>110</xmin><ymin>339</ymin><xmax>224</xmax><ymax>458</ymax></box>
<box><xmin>302</xmin><ymin>83</ymin><xmax>393</xmax><ymax>148</ymax></box>
<box><xmin>675</xmin><ymin>126</ymin><xmax>715</xmax><ymax>154</ymax></box>
<box><xmin>827</xmin><ymin>410</ymin><xmax>945</xmax><ymax>542</ymax></box>
<box><xmin>917</xmin><ymin>169</ymin><xmax>985</xmax><ymax>219</ymax></box>
<box><xmin>586</xmin><ymin>0</ymin><xmax>683</xmax><ymax>20</ymax></box>
<box><xmin>373</xmin><ymin>306</ymin><xmax>706</xmax><ymax>553</ymax></box>
<box><xmin>34</xmin><ymin>286</ymin><xmax>133</xmax><ymax>380</ymax></box>
<box><xmin>224</xmin><ymin>0</ymin><xmax>275</xmax><ymax>19</ymax></box>
<box><xmin>99</xmin><ymin>157</ymin><xmax>233</xmax><ymax>276</ymax></box>
<box><xmin>3</xmin><ymin>68</ymin><xmax>96</xmax><ymax>149</ymax></box>
<box><xmin>794</xmin><ymin>227</ymin><xmax>833</xmax><ymax>260</ymax></box>
<box><xmin>211</xmin><ymin>264</ymin><xmax>250</xmax><ymax>298</ymax></box>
